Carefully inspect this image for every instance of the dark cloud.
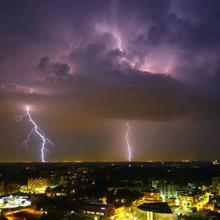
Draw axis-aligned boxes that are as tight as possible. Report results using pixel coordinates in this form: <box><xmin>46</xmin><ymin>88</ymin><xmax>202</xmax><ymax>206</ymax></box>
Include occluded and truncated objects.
<box><xmin>37</xmin><ymin>57</ymin><xmax>50</xmax><ymax>74</ymax></box>
<box><xmin>37</xmin><ymin>56</ymin><xmax>72</xmax><ymax>79</ymax></box>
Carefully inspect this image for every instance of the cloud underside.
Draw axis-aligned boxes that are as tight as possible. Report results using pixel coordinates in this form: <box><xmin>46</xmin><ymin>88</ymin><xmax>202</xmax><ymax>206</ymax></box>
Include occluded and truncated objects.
<box><xmin>1</xmin><ymin>0</ymin><xmax>220</xmax><ymax>123</ymax></box>
<box><xmin>1</xmin><ymin>70</ymin><xmax>218</xmax><ymax>128</ymax></box>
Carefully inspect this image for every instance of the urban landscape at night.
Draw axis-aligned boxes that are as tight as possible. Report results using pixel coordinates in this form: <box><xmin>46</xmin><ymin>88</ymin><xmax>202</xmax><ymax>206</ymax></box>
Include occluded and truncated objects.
<box><xmin>1</xmin><ymin>0</ymin><xmax>220</xmax><ymax>219</ymax></box>
<box><xmin>1</xmin><ymin>161</ymin><xmax>220</xmax><ymax>220</ymax></box>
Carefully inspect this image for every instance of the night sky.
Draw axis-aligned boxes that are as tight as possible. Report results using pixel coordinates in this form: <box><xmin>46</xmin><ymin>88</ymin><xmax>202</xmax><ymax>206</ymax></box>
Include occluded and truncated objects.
<box><xmin>1</xmin><ymin>0</ymin><xmax>220</xmax><ymax>161</ymax></box>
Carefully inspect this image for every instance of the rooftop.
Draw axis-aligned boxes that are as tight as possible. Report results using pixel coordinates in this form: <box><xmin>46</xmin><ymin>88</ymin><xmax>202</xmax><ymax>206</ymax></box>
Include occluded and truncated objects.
<box><xmin>138</xmin><ymin>202</ymin><xmax>172</xmax><ymax>214</ymax></box>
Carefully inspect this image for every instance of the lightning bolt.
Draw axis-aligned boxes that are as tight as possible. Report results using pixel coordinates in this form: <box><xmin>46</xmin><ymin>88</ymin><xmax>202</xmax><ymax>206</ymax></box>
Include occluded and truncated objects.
<box><xmin>16</xmin><ymin>105</ymin><xmax>53</xmax><ymax>162</ymax></box>
<box><xmin>125</xmin><ymin>122</ymin><xmax>132</xmax><ymax>162</ymax></box>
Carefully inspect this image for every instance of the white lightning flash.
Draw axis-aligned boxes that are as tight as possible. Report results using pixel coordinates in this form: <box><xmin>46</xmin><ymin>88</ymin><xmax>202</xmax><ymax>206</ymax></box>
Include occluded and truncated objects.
<box><xmin>125</xmin><ymin>122</ymin><xmax>132</xmax><ymax>162</ymax></box>
<box><xmin>16</xmin><ymin>105</ymin><xmax>53</xmax><ymax>162</ymax></box>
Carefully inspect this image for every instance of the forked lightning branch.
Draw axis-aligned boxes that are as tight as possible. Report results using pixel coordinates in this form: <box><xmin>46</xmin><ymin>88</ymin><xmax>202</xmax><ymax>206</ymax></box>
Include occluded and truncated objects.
<box><xmin>16</xmin><ymin>105</ymin><xmax>53</xmax><ymax>162</ymax></box>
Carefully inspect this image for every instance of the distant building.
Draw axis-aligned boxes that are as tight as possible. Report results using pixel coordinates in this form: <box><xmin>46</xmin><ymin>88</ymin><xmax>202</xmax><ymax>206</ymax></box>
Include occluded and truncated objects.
<box><xmin>151</xmin><ymin>180</ymin><xmax>159</xmax><ymax>190</ymax></box>
<box><xmin>0</xmin><ymin>182</ymin><xmax>5</xmax><ymax>195</ymax></box>
<box><xmin>27</xmin><ymin>178</ymin><xmax>48</xmax><ymax>194</ymax></box>
<box><xmin>5</xmin><ymin>182</ymin><xmax>20</xmax><ymax>194</ymax></box>
<box><xmin>213</xmin><ymin>160</ymin><xmax>220</xmax><ymax>165</ymax></box>
<box><xmin>212</xmin><ymin>177</ymin><xmax>220</xmax><ymax>195</ymax></box>
<box><xmin>135</xmin><ymin>202</ymin><xmax>174</xmax><ymax>220</ymax></box>
<box><xmin>46</xmin><ymin>186</ymin><xmax>67</xmax><ymax>197</ymax></box>
<box><xmin>160</xmin><ymin>183</ymin><xmax>178</xmax><ymax>200</ymax></box>
<box><xmin>0</xmin><ymin>182</ymin><xmax>20</xmax><ymax>195</ymax></box>
<box><xmin>76</xmin><ymin>202</ymin><xmax>115</xmax><ymax>219</ymax></box>
<box><xmin>143</xmin><ymin>192</ymin><xmax>160</xmax><ymax>202</ymax></box>
<box><xmin>179</xmin><ymin>194</ymin><xmax>195</xmax><ymax>208</ymax></box>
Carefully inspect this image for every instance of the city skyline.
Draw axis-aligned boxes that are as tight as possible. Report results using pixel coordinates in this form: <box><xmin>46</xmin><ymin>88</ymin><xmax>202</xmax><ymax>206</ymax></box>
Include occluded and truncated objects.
<box><xmin>1</xmin><ymin>0</ymin><xmax>220</xmax><ymax>161</ymax></box>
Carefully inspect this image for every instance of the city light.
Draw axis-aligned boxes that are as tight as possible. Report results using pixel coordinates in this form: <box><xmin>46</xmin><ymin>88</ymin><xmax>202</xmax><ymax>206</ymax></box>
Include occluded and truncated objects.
<box><xmin>0</xmin><ymin>195</ymin><xmax>31</xmax><ymax>209</ymax></box>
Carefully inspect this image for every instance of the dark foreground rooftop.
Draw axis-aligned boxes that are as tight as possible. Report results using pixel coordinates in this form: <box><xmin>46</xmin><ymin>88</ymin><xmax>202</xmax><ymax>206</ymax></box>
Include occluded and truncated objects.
<box><xmin>138</xmin><ymin>202</ymin><xmax>172</xmax><ymax>214</ymax></box>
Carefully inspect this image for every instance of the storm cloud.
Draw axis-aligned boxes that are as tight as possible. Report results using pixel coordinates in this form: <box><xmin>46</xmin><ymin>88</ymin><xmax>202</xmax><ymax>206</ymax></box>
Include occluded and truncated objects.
<box><xmin>1</xmin><ymin>0</ymin><xmax>220</xmax><ymax>161</ymax></box>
